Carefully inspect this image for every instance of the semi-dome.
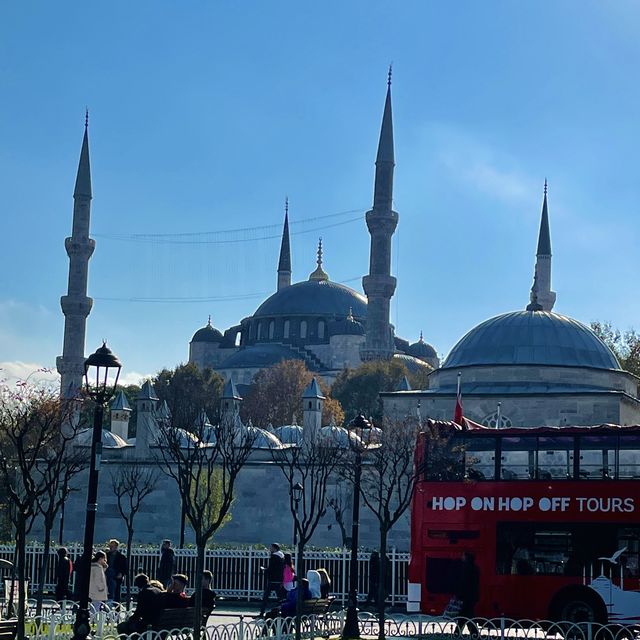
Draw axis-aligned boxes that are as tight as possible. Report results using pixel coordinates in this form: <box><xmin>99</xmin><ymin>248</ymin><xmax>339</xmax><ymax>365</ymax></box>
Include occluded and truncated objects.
<box><xmin>253</xmin><ymin>280</ymin><xmax>367</xmax><ymax>319</ymax></box>
<box><xmin>191</xmin><ymin>319</ymin><xmax>224</xmax><ymax>343</ymax></box>
<box><xmin>443</xmin><ymin>310</ymin><xmax>620</xmax><ymax>371</ymax></box>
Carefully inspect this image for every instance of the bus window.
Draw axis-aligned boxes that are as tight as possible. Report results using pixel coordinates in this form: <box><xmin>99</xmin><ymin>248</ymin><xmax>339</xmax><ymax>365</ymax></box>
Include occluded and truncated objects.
<box><xmin>537</xmin><ymin>436</ymin><xmax>574</xmax><ymax>480</ymax></box>
<box><xmin>579</xmin><ymin>435</ymin><xmax>617</xmax><ymax>479</ymax></box>
<box><xmin>465</xmin><ymin>437</ymin><xmax>496</xmax><ymax>480</ymax></box>
<box><xmin>425</xmin><ymin>434</ymin><xmax>464</xmax><ymax>481</ymax></box>
<box><xmin>501</xmin><ymin>436</ymin><xmax>536</xmax><ymax>480</ymax></box>
<box><xmin>618</xmin><ymin>435</ymin><xmax>640</xmax><ymax>479</ymax></box>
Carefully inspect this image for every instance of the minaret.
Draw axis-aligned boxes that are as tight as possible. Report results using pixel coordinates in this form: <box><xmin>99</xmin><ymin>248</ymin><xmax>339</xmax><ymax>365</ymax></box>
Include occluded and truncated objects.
<box><xmin>361</xmin><ymin>69</ymin><xmax>398</xmax><ymax>361</ymax></box>
<box><xmin>277</xmin><ymin>198</ymin><xmax>292</xmax><ymax>291</ymax></box>
<box><xmin>527</xmin><ymin>180</ymin><xmax>556</xmax><ymax>312</ymax></box>
<box><xmin>56</xmin><ymin>113</ymin><xmax>96</xmax><ymax>398</ymax></box>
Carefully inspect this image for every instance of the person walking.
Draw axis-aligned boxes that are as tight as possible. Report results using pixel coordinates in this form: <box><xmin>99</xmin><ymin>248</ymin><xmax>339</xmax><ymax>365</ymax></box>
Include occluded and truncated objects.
<box><xmin>258</xmin><ymin>543</ymin><xmax>284</xmax><ymax>616</ymax></box>
<box><xmin>282</xmin><ymin>553</ymin><xmax>296</xmax><ymax>593</ymax></box>
<box><xmin>157</xmin><ymin>539</ymin><xmax>176</xmax><ymax>589</ymax></box>
<box><xmin>88</xmin><ymin>551</ymin><xmax>109</xmax><ymax>607</ymax></box>
<box><xmin>105</xmin><ymin>539</ymin><xmax>128</xmax><ymax>602</ymax></box>
<box><xmin>55</xmin><ymin>547</ymin><xmax>73</xmax><ymax>601</ymax></box>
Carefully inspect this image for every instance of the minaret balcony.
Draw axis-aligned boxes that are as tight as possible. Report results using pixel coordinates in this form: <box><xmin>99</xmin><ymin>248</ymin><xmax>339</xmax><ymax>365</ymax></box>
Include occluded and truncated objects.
<box><xmin>60</xmin><ymin>295</ymin><xmax>93</xmax><ymax>317</ymax></box>
<box><xmin>362</xmin><ymin>274</ymin><xmax>397</xmax><ymax>298</ymax></box>
<box><xmin>65</xmin><ymin>236</ymin><xmax>96</xmax><ymax>259</ymax></box>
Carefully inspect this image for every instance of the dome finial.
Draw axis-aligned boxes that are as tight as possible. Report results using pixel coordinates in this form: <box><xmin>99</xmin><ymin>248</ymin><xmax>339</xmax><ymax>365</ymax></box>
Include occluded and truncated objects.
<box><xmin>207</xmin><ymin>315</ymin><xmax>212</xmax><ymax>326</ymax></box>
<box><xmin>85</xmin><ymin>108</ymin><xmax>89</xmax><ymax>129</ymax></box>
<box><xmin>387</xmin><ymin>63</ymin><xmax>393</xmax><ymax>88</ymax></box>
<box><xmin>347</xmin><ymin>307</ymin><xmax>354</xmax><ymax>321</ymax></box>
<box><xmin>309</xmin><ymin>236</ymin><xmax>329</xmax><ymax>281</ymax></box>
<box><xmin>419</xmin><ymin>330</ymin><xmax>424</xmax><ymax>342</ymax></box>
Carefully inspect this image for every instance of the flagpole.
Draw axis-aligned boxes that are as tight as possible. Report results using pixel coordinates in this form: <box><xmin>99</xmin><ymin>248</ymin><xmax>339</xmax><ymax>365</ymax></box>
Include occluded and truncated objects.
<box><xmin>496</xmin><ymin>402</ymin><xmax>501</xmax><ymax>429</ymax></box>
<box><xmin>456</xmin><ymin>372</ymin><xmax>461</xmax><ymax>397</ymax></box>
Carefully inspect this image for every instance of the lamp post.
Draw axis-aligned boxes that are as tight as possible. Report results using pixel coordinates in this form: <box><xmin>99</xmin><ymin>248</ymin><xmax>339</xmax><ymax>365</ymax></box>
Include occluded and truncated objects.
<box><xmin>292</xmin><ymin>481</ymin><xmax>303</xmax><ymax>547</ymax></box>
<box><xmin>341</xmin><ymin>414</ymin><xmax>372</xmax><ymax>640</ymax></box>
<box><xmin>72</xmin><ymin>342</ymin><xmax>121</xmax><ymax>640</ymax></box>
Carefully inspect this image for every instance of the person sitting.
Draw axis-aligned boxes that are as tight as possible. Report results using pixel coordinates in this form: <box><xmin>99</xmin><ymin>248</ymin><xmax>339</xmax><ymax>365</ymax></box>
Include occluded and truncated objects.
<box><xmin>117</xmin><ymin>574</ymin><xmax>165</xmax><ymax>634</ymax></box>
<box><xmin>189</xmin><ymin>570</ymin><xmax>216</xmax><ymax>612</ymax></box>
<box><xmin>316</xmin><ymin>568</ymin><xmax>331</xmax><ymax>598</ymax></box>
<box><xmin>306</xmin><ymin>570</ymin><xmax>321</xmax><ymax>598</ymax></box>
<box><xmin>279</xmin><ymin>578</ymin><xmax>312</xmax><ymax>617</ymax></box>
<box><xmin>163</xmin><ymin>573</ymin><xmax>191</xmax><ymax>608</ymax></box>
<box><xmin>149</xmin><ymin>579</ymin><xmax>166</xmax><ymax>590</ymax></box>
<box><xmin>282</xmin><ymin>553</ymin><xmax>296</xmax><ymax>593</ymax></box>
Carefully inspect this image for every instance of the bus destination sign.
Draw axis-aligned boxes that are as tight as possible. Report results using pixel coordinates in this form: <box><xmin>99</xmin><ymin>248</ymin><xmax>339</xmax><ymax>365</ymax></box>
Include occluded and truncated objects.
<box><xmin>430</xmin><ymin>495</ymin><xmax>635</xmax><ymax>513</ymax></box>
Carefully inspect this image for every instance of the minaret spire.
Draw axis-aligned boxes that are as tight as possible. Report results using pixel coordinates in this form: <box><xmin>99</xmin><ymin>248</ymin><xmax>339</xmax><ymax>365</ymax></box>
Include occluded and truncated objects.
<box><xmin>277</xmin><ymin>197</ymin><xmax>291</xmax><ymax>290</ymax></box>
<box><xmin>527</xmin><ymin>180</ymin><xmax>556</xmax><ymax>312</ymax></box>
<box><xmin>56</xmin><ymin>116</ymin><xmax>96</xmax><ymax>398</ymax></box>
<box><xmin>361</xmin><ymin>73</ymin><xmax>399</xmax><ymax>361</ymax></box>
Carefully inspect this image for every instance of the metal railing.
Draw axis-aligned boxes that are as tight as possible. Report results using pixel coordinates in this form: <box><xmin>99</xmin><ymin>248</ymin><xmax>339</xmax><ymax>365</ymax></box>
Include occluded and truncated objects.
<box><xmin>0</xmin><ymin>544</ymin><xmax>409</xmax><ymax>604</ymax></box>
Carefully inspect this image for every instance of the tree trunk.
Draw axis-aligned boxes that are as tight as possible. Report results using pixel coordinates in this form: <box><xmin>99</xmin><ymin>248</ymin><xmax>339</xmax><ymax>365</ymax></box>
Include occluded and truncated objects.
<box><xmin>193</xmin><ymin>540</ymin><xmax>205</xmax><ymax>640</ymax></box>
<box><xmin>126</xmin><ymin>527</ymin><xmax>134</xmax><ymax>603</ymax></box>
<box><xmin>36</xmin><ymin>517</ymin><xmax>54</xmax><ymax>616</ymax></box>
<box><xmin>295</xmin><ymin>541</ymin><xmax>305</xmax><ymax>640</ymax></box>
<box><xmin>377</xmin><ymin>528</ymin><xmax>388</xmax><ymax>640</ymax></box>
<box><xmin>15</xmin><ymin>520</ymin><xmax>27</xmax><ymax>640</ymax></box>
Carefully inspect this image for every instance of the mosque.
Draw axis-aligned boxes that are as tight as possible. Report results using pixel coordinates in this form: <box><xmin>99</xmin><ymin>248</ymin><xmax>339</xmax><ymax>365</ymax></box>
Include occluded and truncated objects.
<box><xmin>49</xmin><ymin>76</ymin><xmax>640</xmax><ymax>547</ymax></box>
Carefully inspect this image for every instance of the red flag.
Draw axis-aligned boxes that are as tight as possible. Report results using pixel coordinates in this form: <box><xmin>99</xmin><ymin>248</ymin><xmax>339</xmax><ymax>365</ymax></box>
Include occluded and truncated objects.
<box><xmin>453</xmin><ymin>374</ymin><xmax>463</xmax><ymax>424</ymax></box>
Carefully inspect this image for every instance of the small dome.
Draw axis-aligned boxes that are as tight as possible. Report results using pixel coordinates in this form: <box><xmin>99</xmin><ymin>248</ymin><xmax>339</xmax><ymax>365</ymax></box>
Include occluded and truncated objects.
<box><xmin>319</xmin><ymin>424</ymin><xmax>362</xmax><ymax>448</ymax></box>
<box><xmin>393</xmin><ymin>353</ymin><xmax>433</xmax><ymax>373</ymax></box>
<box><xmin>443</xmin><ymin>310</ymin><xmax>620</xmax><ymax>370</ymax></box>
<box><xmin>172</xmin><ymin>428</ymin><xmax>202</xmax><ymax>449</ymax></box>
<box><xmin>75</xmin><ymin>428</ymin><xmax>128</xmax><ymax>449</ymax></box>
<box><xmin>329</xmin><ymin>308</ymin><xmax>365</xmax><ymax>336</ymax></box>
<box><xmin>191</xmin><ymin>319</ymin><xmax>224</xmax><ymax>344</ymax></box>
<box><xmin>274</xmin><ymin>424</ymin><xmax>304</xmax><ymax>445</ymax></box>
<box><xmin>247</xmin><ymin>426</ymin><xmax>283</xmax><ymax>449</ymax></box>
<box><xmin>408</xmin><ymin>334</ymin><xmax>437</xmax><ymax>359</ymax></box>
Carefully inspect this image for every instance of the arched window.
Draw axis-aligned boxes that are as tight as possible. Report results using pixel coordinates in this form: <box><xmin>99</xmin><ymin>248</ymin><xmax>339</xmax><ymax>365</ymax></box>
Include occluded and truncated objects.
<box><xmin>300</xmin><ymin>320</ymin><xmax>307</xmax><ymax>339</ymax></box>
<box><xmin>235</xmin><ymin>332</ymin><xmax>241</xmax><ymax>346</ymax></box>
<box><xmin>481</xmin><ymin>412</ymin><xmax>512</xmax><ymax>429</ymax></box>
<box><xmin>257</xmin><ymin>322</ymin><xmax>264</xmax><ymax>340</ymax></box>
<box><xmin>268</xmin><ymin>320</ymin><xmax>275</xmax><ymax>340</ymax></box>
<box><xmin>318</xmin><ymin>320</ymin><xmax>325</xmax><ymax>339</ymax></box>
<box><xmin>283</xmin><ymin>320</ymin><xmax>290</xmax><ymax>339</ymax></box>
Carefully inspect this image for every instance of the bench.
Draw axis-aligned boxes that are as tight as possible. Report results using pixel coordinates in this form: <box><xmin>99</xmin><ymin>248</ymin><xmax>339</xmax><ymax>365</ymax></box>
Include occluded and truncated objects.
<box><xmin>259</xmin><ymin>598</ymin><xmax>336</xmax><ymax>637</ymax></box>
<box><xmin>147</xmin><ymin>607</ymin><xmax>212</xmax><ymax>633</ymax></box>
<box><xmin>300</xmin><ymin>597</ymin><xmax>335</xmax><ymax>616</ymax></box>
<box><xmin>0</xmin><ymin>620</ymin><xmax>19</xmax><ymax>640</ymax></box>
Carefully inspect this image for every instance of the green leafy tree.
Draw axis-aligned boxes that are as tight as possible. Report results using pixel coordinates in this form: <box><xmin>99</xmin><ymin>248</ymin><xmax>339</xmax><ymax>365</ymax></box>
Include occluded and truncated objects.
<box><xmin>331</xmin><ymin>359</ymin><xmax>431</xmax><ymax>423</ymax></box>
<box><xmin>153</xmin><ymin>363</ymin><xmax>224</xmax><ymax>428</ymax></box>
<box><xmin>242</xmin><ymin>360</ymin><xmax>344</xmax><ymax>427</ymax></box>
<box><xmin>591</xmin><ymin>321</ymin><xmax>640</xmax><ymax>377</ymax></box>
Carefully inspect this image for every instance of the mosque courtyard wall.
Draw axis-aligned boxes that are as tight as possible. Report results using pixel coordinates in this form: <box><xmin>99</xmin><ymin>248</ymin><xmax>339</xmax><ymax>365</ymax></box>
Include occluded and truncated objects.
<box><xmin>29</xmin><ymin>455</ymin><xmax>409</xmax><ymax>551</ymax></box>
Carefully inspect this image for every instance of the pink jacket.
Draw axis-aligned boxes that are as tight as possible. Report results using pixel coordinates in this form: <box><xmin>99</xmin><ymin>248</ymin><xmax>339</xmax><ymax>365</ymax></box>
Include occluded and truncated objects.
<box><xmin>283</xmin><ymin>565</ymin><xmax>295</xmax><ymax>590</ymax></box>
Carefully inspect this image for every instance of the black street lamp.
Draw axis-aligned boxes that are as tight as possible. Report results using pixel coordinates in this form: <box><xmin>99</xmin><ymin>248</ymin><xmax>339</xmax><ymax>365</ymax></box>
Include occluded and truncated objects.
<box><xmin>292</xmin><ymin>481</ymin><xmax>303</xmax><ymax>547</ymax></box>
<box><xmin>72</xmin><ymin>342</ymin><xmax>121</xmax><ymax>640</ymax></box>
<box><xmin>341</xmin><ymin>414</ymin><xmax>372</xmax><ymax>640</ymax></box>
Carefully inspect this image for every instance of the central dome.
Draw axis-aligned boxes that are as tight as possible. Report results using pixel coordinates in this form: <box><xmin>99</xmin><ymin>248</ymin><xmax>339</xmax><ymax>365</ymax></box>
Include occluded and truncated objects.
<box><xmin>443</xmin><ymin>310</ymin><xmax>620</xmax><ymax>371</ymax></box>
<box><xmin>254</xmin><ymin>280</ymin><xmax>367</xmax><ymax>318</ymax></box>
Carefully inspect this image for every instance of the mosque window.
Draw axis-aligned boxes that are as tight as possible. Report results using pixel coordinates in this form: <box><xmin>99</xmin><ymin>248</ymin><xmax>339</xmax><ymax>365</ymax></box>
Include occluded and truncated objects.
<box><xmin>258</xmin><ymin>322</ymin><xmax>264</xmax><ymax>340</ymax></box>
<box><xmin>481</xmin><ymin>412</ymin><xmax>513</xmax><ymax>429</ymax></box>
<box><xmin>284</xmin><ymin>320</ymin><xmax>290</xmax><ymax>339</ymax></box>
<box><xmin>235</xmin><ymin>332</ymin><xmax>241</xmax><ymax>346</ymax></box>
<box><xmin>318</xmin><ymin>320</ymin><xmax>325</xmax><ymax>339</ymax></box>
<box><xmin>269</xmin><ymin>320</ymin><xmax>275</xmax><ymax>340</ymax></box>
<box><xmin>300</xmin><ymin>320</ymin><xmax>307</xmax><ymax>339</ymax></box>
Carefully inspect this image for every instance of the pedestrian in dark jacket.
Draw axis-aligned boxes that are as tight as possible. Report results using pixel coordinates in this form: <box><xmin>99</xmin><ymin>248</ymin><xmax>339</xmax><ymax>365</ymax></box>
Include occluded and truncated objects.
<box><xmin>259</xmin><ymin>543</ymin><xmax>285</xmax><ymax>616</ymax></box>
<box><xmin>157</xmin><ymin>539</ymin><xmax>176</xmax><ymax>589</ymax></box>
<box><xmin>189</xmin><ymin>570</ymin><xmax>216</xmax><ymax>613</ymax></box>
<box><xmin>105</xmin><ymin>539</ymin><xmax>128</xmax><ymax>602</ymax></box>
<box><xmin>117</xmin><ymin>574</ymin><xmax>165</xmax><ymax>634</ymax></box>
<box><xmin>456</xmin><ymin>551</ymin><xmax>479</xmax><ymax>618</ymax></box>
<box><xmin>55</xmin><ymin>547</ymin><xmax>72</xmax><ymax>601</ymax></box>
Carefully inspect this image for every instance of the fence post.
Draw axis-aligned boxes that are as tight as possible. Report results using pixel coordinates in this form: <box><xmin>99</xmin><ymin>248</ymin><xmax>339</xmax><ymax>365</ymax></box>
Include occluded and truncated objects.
<box><xmin>238</xmin><ymin>614</ymin><xmax>245</xmax><ymax>640</ymax></box>
<box><xmin>341</xmin><ymin>547</ymin><xmax>347</xmax><ymax>606</ymax></box>
<box><xmin>587</xmin><ymin>622</ymin><xmax>593</xmax><ymax>640</ymax></box>
<box><xmin>247</xmin><ymin>546</ymin><xmax>253</xmax><ymax>602</ymax></box>
<box><xmin>391</xmin><ymin>547</ymin><xmax>397</xmax><ymax>606</ymax></box>
<box><xmin>499</xmin><ymin>617</ymin><xmax>506</xmax><ymax>640</ymax></box>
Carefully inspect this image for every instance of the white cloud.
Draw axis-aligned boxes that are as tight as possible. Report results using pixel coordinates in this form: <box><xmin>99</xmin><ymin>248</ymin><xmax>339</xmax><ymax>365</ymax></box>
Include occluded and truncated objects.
<box><xmin>118</xmin><ymin>371</ymin><xmax>153</xmax><ymax>387</ymax></box>
<box><xmin>0</xmin><ymin>361</ymin><xmax>59</xmax><ymax>388</ymax></box>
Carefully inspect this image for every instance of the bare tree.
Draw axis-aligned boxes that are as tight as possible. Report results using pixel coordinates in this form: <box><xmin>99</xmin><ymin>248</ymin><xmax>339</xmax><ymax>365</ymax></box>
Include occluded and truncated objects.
<box><xmin>110</xmin><ymin>465</ymin><xmax>160</xmax><ymax>599</ymax></box>
<box><xmin>347</xmin><ymin>417</ymin><xmax>424</xmax><ymax>640</ymax></box>
<box><xmin>326</xmin><ymin>484</ymin><xmax>350</xmax><ymax>548</ymax></box>
<box><xmin>156</xmin><ymin>411</ymin><xmax>255</xmax><ymax>640</ymax></box>
<box><xmin>34</xmin><ymin>435</ymin><xmax>87</xmax><ymax>614</ymax></box>
<box><xmin>0</xmin><ymin>383</ymin><xmax>77</xmax><ymax>640</ymax></box>
<box><xmin>271</xmin><ymin>430</ymin><xmax>345</xmax><ymax>639</ymax></box>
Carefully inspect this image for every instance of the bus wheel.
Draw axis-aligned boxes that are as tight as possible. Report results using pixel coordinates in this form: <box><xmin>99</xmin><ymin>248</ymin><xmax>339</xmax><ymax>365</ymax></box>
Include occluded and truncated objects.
<box><xmin>550</xmin><ymin>587</ymin><xmax>607</xmax><ymax>624</ymax></box>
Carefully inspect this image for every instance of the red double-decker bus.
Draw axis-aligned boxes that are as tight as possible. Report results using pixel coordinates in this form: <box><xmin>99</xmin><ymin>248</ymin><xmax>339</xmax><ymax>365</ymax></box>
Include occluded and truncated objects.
<box><xmin>408</xmin><ymin>421</ymin><xmax>640</xmax><ymax>623</ymax></box>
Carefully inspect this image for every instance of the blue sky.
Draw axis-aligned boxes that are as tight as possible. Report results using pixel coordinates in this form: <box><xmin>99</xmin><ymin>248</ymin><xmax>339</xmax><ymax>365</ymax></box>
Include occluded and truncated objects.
<box><xmin>2</xmin><ymin>1</ymin><xmax>640</xmax><ymax>385</ymax></box>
